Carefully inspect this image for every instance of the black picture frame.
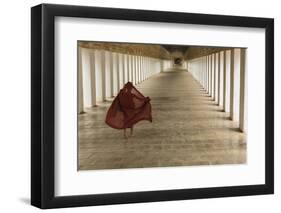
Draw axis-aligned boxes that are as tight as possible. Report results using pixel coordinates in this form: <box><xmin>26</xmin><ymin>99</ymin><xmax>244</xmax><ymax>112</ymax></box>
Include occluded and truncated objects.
<box><xmin>31</xmin><ymin>3</ymin><xmax>274</xmax><ymax>209</ymax></box>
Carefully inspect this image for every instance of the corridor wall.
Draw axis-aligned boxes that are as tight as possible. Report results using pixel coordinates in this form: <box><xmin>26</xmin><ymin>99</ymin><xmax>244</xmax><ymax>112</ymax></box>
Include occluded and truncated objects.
<box><xmin>79</xmin><ymin>48</ymin><xmax>168</xmax><ymax>113</ymax></box>
<box><xmin>188</xmin><ymin>48</ymin><xmax>247</xmax><ymax>132</ymax></box>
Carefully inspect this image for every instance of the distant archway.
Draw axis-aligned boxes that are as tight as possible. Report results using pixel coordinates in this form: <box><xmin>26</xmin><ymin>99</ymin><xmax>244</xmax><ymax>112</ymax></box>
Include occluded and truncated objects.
<box><xmin>174</xmin><ymin>57</ymin><xmax>182</xmax><ymax>65</ymax></box>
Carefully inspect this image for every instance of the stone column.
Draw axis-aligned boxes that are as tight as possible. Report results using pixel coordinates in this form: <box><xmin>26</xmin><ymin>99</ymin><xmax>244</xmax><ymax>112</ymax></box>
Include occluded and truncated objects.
<box><xmin>89</xmin><ymin>49</ymin><xmax>97</xmax><ymax>106</ymax></box>
<box><xmin>136</xmin><ymin>55</ymin><xmax>139</xmax><ymax>84</ymax></box>
<box><xmin>217</xmin><ymin>52</ymin><xmax>221</xmax><ymax>106</ymax></box>
<box><xmin>210</xmin><ymin>54</ymin><xmax>213</xmax><ymax>98</ymax></box>
<box><xmin>149</xmin><ymin>58</ymin><xmax>154</xmax><ymax>75</ymax></box>
<box><xmin>139</xmin><ymin>56</ymin><xmax>142</xmax><ymax>82</ymax></box>
<box><xmin>206</xmin><ymin>55</ymin><xmax>210</xmax><ymax>93</ymax></box>
<box><xmin>127</xmin><ymin>55</ymin><xmax>130</xmax><ymax>83</ymax></box>
<box><xmin>116</xmin><ymin>53</ymin><xmax>120</xmax><ymax>92</ymax></box>
<box><xmin>205</xmin><ymin>56</ymin><xmax>208</xmax><ymax>90</ymax></box>
<box><xmin>139</xmin><ymin>56</ymin><xmax>142</xmax><ymax>83</ymax></box>
<box><xmin>145</xmin><ymin>57</ymin><xmax>147</xmax><ymax>79</ymax></box>
<box><xmin>132</xmin><ymin>55</ymin><xmax>135</xmax><ymax>84</ymax></box>
<box><xmin>213</xmin><ymin>53</ymin><xmax>217</xmax><ymax>101</ymax></box>
<box><xmin>203</xmin><ymin>57</ymin><xmax>205</xmax><ymax>86</ymax></box>
<box><xmin>122</xmin><ymin>54</ymin><xmax>126</xmax><ymax>86</ymax></box>
<box><xmin>229</xmin><ymin>49</ymin><xmax>235</xmax><ymax>120</ymax></box>
<box><xmin>140</xmin><ymin>56</ymin><xmax>143</xmax><ymax>82</ymax></box>
<box><xmin>100</xmin><ymin>50</ymin><xmax>106</xmax><ymax>102</ymax></box>
<box><xmin>109</xmin><ymin>52</ymin><xmax>114</xmax><ymax>97</ymax></box>
<box><xmin>129</xmin><ymin>55</ymin><xmax>132</xmax><ymax>82</ymax></box>
<box><xmin>149</xmin><ymin>58</ymin><xmax>151</xmax><ymax>77</ymax></box>
<box><xmin>223</xmin><ymin>51</ymin><xmax>227</xmax><ymax>111</ymax></box>
<box><xmin>201</xmin><ymin>58</ymin><xmax>203</xmax><ymax>88</ymax></box>
<box><xmin>147</xmin><ymin>57</ymin><xmax>149</xmax><ymax>78</ymax></box>
<box><xmin>78</xmin><ymin>47</ymin><xmax>84</xmax><ymax>113</ymax></box>
<box><xmin>142</xmin><ymin>57</ymin><xmax>144</xmax><ymax>78</ymax></box>
<box><xmin>239</xmin><ymin>49</ymin><xmax>246</xmax><ymax>131</ymax></box>
<box><xmin>148</xmin><ymin>57</ymin><xmax>150</xmax><ymax>78</ymax></box>
<box><xmin>119</xmin><ymin>54</ymin><xmax>122</xmax><ymax>89</ymax></box>
<box><xmin>134</xmin><ymin>56</ymin><xmax>138</xmax><ymax>84</ymax></box>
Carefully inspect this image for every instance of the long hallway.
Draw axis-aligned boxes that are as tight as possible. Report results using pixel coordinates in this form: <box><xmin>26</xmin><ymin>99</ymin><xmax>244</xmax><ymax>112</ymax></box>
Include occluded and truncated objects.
<box><xmin>78</xmin><ymin>69</ymin><xmax>246</xmax><ymax>170</ymax></box>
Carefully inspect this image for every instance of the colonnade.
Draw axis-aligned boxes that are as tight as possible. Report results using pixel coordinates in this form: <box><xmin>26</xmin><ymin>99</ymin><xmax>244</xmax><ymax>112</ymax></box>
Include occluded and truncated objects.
<box><xmin>78</xmin><ymin>47</ymin><xmax>168</xmax><ymax>113</ymax></box>
<box><xmin>187</xmin><ymin>48</ymin><xmax>247</xmax><ymax>132</ymax></box>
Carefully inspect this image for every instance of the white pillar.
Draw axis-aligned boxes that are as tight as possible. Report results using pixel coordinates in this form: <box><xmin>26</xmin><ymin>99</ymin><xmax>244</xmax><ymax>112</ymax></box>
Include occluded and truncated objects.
<box><xmin>122</xmin><ymin>54</ymin><xmax>126</xmax><ymax>86</ymax></box>
<box><xmin>89</xmin><ymin>50</ymin><xmax>97</xmax><ymax>106</ymax></box>
<box><xmin>118</xmin><ymin>54</ymin><xmax>122</xmax><ymax>88</ymax></box>
<box><xmin>147</xmin><ymin>57</ymin><xmax>149</xmax><ymax>77</ymax></box>
<box><xmin>209</xmin><ymin>55</ymin><xmax>211</xmax><ymax>95</ymax></box>
<box><xmin>126</xmin><ymin>55</ymin><xmax>130</xmax><ymax>83</ymax></box>
<box><xmin>202</xmin><ymin>57</ymin><xmax>204</xmax><ymax>87</ymax></box>
<box><xmin>129</xmin><ymin>55</ymin><xmax>132</xmax><ymax>82</ymax></box>
<box><xmin>201</xmin><ymin>58</ymin><xmax>203</xmax><ymax>87</ymax></box>
<box><xmin>116</xmin><ymin>53</ymin><xmax>120</xmax><ymax>92</ymax></box>
<box><xmin>205</xmin><ymin>56</ymin><xmax>208</xmax><ymax>90</ymax></box>
<box><xmin>150</xmin><ymin>58</ymin><xmax>153</xmax><ymax>76</ymax></box>
<box><xmin>135</xmin><ymin>55</ymin><xmax>137</xmax><ymax>84</ymax></box>
<box><xmin>229</xmin><ymin>49</ymin><xmax>235</xmax><ymax>120</ymax></box>
<box><xmin>147</xmin><ymin>58</ymin><xmax>149</xmax><ymax>76</ymax></box>
<box><xmin>139</xmin><ymin>56</ymin><xmax>142</xmax><ymax>82</ymax></box>
<box><xmin>78</xmin><ymin>47</ymin><xmax>84</xmax><ymax>113</ymax></box>
<box><xmin>210</xmin><ymin>54</ymin><xmax>213</xmax><ymax>97</ymax></box>
<box><xmin>100</xmin><ymin>50</ymin><xmax>106</xmax><ymax>102</ymax></box>
<box><xmin>141</xmin><ymin>56</ymin><xmax>144</xmax><ymax>81</ymax></box>
<box><xmin>207</xmin><ymin>55</ymin><xmax>209</xmax><ymax>93</ymax></box>
<box><xmin>213</xmin><ymin>53</ymin><xmax>217</xmax><ymax>101</ymax></box>
<box><xmin>239</xmin><ymin>48</ymin><xmax>246</xmax><ymax>131</ymax></box>
<box><xmin>139</xmin><ymin>56</ymin><xmax>141</xmax><ymax>83</ymax></box>
<box><xmin>136</xmin><ymin>55</ymin><xmax>139</xmax><ymax>84</ymax></box>
<box><xmin>218</xmin><ymin>52</ymin><xmax>221</xmax><ymax>106</ymax></box>
<box><xmin>134</xmin><ymin>56</ymin><xmax>137</xmax><ymax>84</ymax></box>
<box><xmin>146</xmin><ymin>57</ymin><xmax>149</xmax><ymax>78</ymax></box>
<box><xmin>144</xmin><ymin>57</ymin><xmax>147</xmax><ymax>79</ymax></box>
<box><xmin>141</xmin><ymin>57</ymin><xmax>143</xmax><ymax>80</ymax></box>
<box><xmin>149</xmin><ymin>58</ymin><xmax>151</xmax><ymax>77</ymax></box>
<box><xmin>109</xmin><ymin>52</ymin><xmax>114</xmax><ymax>97</ymax></box>
<box><xmin>131</xmin><ymin>55</ymin><xmax>135</xmax><ymax>84</ymax></box>
<box><xmin>130</xmin><ymin>55</ymin><xmax>133</xmax><ymax>83</ymax></box>
<box><xmin>148</xmin><ymin>57</ymin><xmax>150</xmax><ymax>78</ymax></box>
<box><xmin>203</xmin><ymin>57</ymin><xmax>205</xmax><ymax>86</ymax></box>
<box><xmin>139</xmin><ymin>56</ymin><xmax>141</xmax><ymax>81</ymax></box>
<box><xmin>223</xmin><ymin>51</ymin><xmax>227</xmax><ymax>111</ymax></box>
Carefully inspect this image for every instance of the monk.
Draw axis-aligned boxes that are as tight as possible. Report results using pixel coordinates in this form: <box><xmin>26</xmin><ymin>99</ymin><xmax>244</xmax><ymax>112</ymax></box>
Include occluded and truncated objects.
<box><xmin>105</xmin><ymin>82</ymin><xmax>152</xmax><ymax>138</ymax></box>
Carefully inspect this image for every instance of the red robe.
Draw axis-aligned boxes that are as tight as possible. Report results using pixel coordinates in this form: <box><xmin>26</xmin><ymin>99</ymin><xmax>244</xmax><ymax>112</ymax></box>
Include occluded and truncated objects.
<box><xmin>105</xmin><ymin>82</ymin><xmax>152</xmax><ymax>129</ymax></box>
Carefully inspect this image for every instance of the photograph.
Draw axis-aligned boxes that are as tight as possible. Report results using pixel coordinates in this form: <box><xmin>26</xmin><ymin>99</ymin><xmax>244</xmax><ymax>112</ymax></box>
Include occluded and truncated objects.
<box><xmin>77</xmin><ymin>41</ymin><xmax>247</xmax><ymax>171</ymax></box>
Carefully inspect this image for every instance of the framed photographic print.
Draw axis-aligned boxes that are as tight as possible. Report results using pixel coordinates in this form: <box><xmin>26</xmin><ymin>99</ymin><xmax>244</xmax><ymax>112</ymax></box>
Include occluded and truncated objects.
<box><xmin>31</xmin><ymin>3</ymin><xmax>274</xmax><ymax>209</ymax></box>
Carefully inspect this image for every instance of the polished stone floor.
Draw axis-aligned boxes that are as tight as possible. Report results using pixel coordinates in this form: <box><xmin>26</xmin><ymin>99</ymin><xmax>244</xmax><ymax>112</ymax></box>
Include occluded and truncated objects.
<box><xmin>78</xmin><ymin>69</ymin><xmax>246</xmax><ymax>170</ymax></box>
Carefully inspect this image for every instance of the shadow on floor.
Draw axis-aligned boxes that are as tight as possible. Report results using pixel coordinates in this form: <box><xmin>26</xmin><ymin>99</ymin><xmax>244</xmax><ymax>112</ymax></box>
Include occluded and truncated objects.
<box><xmin>19</xmin><ymin>197</ymin><xmax>30</xmax><ymax>205</ymax></box>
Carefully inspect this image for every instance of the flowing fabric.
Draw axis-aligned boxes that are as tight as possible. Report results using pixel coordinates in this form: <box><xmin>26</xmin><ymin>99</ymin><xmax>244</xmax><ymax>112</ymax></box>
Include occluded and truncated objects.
<box><xmin>105</xmin><ymin>82</ymin><xmax>152</xmax><ymax>129</ymax></box>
